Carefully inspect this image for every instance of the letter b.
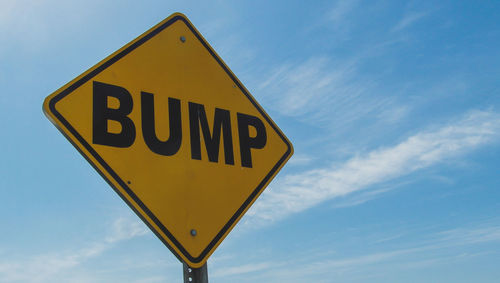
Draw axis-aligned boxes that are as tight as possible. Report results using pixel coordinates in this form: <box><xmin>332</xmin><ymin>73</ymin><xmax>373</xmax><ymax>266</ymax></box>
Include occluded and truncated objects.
<box><xmin>93</xmin><ymin>81</ymin><xmax>136</xmax><ymax>148</ymax></box>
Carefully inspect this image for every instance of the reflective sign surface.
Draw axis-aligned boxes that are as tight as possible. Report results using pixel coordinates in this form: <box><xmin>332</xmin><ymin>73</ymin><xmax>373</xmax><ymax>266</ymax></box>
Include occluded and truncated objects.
<box><xmin>43</xmin><ymin>13</ymin><xmax>293</xmax><ymax>267</ymax></box>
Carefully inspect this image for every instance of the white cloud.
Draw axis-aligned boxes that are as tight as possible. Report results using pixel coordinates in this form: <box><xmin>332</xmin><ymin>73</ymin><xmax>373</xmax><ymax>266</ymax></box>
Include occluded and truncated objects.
<box><xmin>0</xmin><ymin>217</ymin><xmax>148</xmax><ymax>283</ymax></box>
<box><xmin>287</xmin><ymin>154</ymin><xmax>314</xmax><ymax>166</ymax></box>
<box><xmin>258</xmin><ymin>57</ymin><xmax>393</xmax><ymax>128</ymax></box>
<box><xmin>256</xmin><ymin>54</ymin><xmax>411</xmax><ymax>137</ymax></box>
<box><xmin>132</xmin><ymin>276</ymin><xmax>170</xmax><ymax>283</ymax></box>
<box><xmin>211</xmin><ymin>262</ymin><xmax>274</xmax><ymax>278</ymax></box>
<box><xmin>328</xmin><ymin>0</ymin><xmax>359</xmax><ymax>25</ymax></box>
<box><xmin>105</xmin><ymin>216</ymin><xmax>149</xmax><ymax>243</ymax></box>
<box><xmin>437</xmin><ymin>225</ymin><xmax>500</xmax><ymax>246</ymax></box>
<box><xmin>392</xmin><ymin>11</ymin><xmax>429</xmax><ymax>32</ymax></box>
<box><xmin>259</xmin><ymin>57</ymin><xmax>356</xmax><ymax>118</ymax></box>
<box><xmin>377</xmin><ymin>105</ymin><xmax>410</xmax><ymax>124</ymax></box>
<box><xmin>256</xmin><ymin>247</ymin><xmax>478</xmax><ymax>282</ymax></box>
<box><xmin>219</xmin><ymin>220</ymin><xmax>500</xmax><ymax>282</ymax></box>
<box><xmin>246</xmin><ymin>110</ymin><xmax>500</xmax><ymax>225</ymax></box>
<box><xmin>330</xmin><ymin>185</ymin><xmax>398</xmax><ymax>208</ymax></box>
<box><xmin>0</xmin><ymin>0</ymin><xmax>110</xmax><ymax>53</ymax></box>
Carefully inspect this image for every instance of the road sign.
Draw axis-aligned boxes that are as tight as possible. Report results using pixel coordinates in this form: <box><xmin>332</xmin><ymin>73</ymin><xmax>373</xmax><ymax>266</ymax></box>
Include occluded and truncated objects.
<box><xmin>43</xmin><ymin>12</ymin><xmax>293</xmax><ymax>268</ymax></box>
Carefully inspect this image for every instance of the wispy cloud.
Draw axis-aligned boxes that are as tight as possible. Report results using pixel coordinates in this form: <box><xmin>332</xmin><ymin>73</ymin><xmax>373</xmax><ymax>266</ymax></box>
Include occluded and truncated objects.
<box><xmin>259</xmin><ymin>57</ymin><xmax>357</xmax><ymax>119</ymax></box>
<box><xmin>217</xmin><ymin>220</ymin><xmax>500</xmax><ymax>282</ymax></box>
<box><xmin>132</xmin><ymin>276</ymin><xmax>171</xmax><ymax>283</ymax></box>
<box><xmin>0</xmin><ymin>217</ymin><xmax>148</xmax><ymax>283</ymax></box>
<box><xmin>260</xmin><ymin>249</ymin><xmax>482</xmax><ymax>283</ymax></box>
<box><xmin>246</xmin><ymin>110</ymin><xmax>500</xmax><ymax>225</ymax></box>
<box><xmin>392</xmin><ymin>11</ymin><xmax>429</xmax><ymax>32</ymax></box>
<box><xmin>105</xmin><ymin>217</ymin><xmax>149</xmax><ymax>243</ymax></box>
<box><xmin>330</xmin><ymin>185</ymin><xmax>398</xmax><ymax>208</ymax></box>
<box><xmin>301</xmin><ymin>0</ymin><xmax>360</xmax><ymax>37</ymax></box>
<box><xmin>327</xmin><ymin>0</ymin><xmax>359</xmax><ymax>26</ymax></box>
<box><xmin>287</xmin><ymin>154</ymin><xmax>314</xmax><ymax>166</ymax></box>
<box><xmin>437</xmin><ymin>225</ymin><xmax>500</xmax><ymax>246</ymax></box>
<box><xmin>212</xmin><ymin>262</ymin><xmax>274</xmax><ymax>278</ymax></box>
<box><xmin>258</xmin><ymin>56</ymin><xmax>397</xmax><ymax>131</ymax></box>
<box><xmin>0</xmin><ymin>0</ymin><xmax>114</xmax><ymax>55</ymax></box>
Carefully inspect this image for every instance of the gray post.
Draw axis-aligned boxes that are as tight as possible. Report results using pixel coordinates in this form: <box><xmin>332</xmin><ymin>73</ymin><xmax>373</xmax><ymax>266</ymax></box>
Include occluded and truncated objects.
<box><xmin>183</xmin><ymin>262</ymin><xmax>208</xmax><ymax>283</ymax></box>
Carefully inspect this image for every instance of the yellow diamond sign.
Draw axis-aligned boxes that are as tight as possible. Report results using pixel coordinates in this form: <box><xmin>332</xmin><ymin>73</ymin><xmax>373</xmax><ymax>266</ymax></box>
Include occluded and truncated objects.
<box><xmin>43</xmin><ymin>13</ymin><xmax>293</xmax><ymax>267</ymax></box>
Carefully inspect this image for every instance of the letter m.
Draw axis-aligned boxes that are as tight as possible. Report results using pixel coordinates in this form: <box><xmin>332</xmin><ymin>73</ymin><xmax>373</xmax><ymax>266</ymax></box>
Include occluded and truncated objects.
<box><xmin>188</xmin><ymin>102</ymin><xmax>234</xmax><ymax>165</ymax></box>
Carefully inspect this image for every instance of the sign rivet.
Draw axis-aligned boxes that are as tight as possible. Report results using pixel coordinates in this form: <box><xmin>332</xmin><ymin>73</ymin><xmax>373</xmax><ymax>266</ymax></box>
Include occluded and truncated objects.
<box><xmin>190</xmin><ymin>229</ymin><xmax>197</xmax><ymax>236</ymax></box>
<box><xmin>180</xmin><ymin>36</ymin><xmax>186</xmax><ymax>43</ymax></box>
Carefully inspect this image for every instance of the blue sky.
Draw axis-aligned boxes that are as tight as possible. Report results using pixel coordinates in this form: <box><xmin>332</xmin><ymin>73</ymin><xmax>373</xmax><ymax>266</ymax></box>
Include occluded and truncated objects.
<box><xmin>1</xmin><ymin>0</ymin><xmax>500</xmax><ymax>282</ymax></box>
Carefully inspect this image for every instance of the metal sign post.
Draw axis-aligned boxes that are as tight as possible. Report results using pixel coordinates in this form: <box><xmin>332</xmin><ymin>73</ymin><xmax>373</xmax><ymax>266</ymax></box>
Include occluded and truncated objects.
<box><xmin>183</xmin><ymin>262</ymin><xmax>208</xmax><ymax>283</ymax></box>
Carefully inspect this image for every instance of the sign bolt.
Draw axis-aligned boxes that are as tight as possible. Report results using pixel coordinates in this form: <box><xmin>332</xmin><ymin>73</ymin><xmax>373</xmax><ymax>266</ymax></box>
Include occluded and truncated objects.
<box><xmin>190</xmin><ymin>229</ymin><xmax>197</xmax><ymax>236</ymax></box>
<box><xmin>180</xmin><ymin>36</ymin><xmax>186</xmax><ymax>43</ymax></box>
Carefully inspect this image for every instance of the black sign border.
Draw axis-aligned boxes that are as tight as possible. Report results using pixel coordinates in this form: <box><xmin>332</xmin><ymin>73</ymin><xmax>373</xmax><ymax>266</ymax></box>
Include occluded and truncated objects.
<box><xmin>45</xmin><ymin>14</ymin><xmax>292</xmax><ymax>265</ymax></box>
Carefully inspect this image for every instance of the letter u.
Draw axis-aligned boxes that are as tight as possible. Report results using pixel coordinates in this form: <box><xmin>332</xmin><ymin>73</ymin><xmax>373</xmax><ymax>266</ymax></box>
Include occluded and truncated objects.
<box><xmin>141</xmin><ymin>92</ymin><xmax>182</xmax><ymax>156</ymax></box>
